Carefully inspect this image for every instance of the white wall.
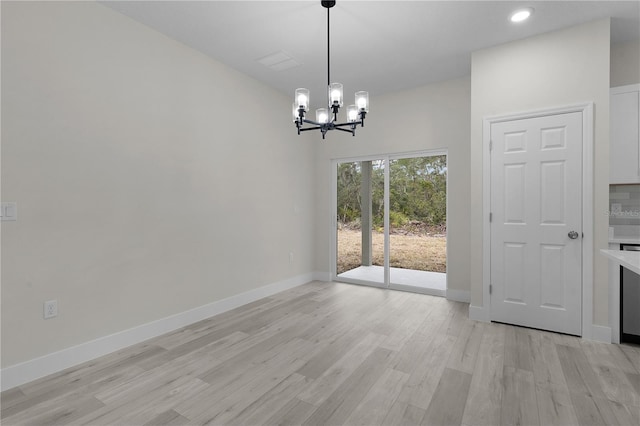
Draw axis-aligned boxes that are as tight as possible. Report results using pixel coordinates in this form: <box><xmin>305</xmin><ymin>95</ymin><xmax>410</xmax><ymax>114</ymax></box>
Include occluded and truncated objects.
<box><xmin>1</xmin><ymin>1</ymin><xmax>315</xmax><ymax>368</ymax></box>
<box><xmin>313</xmin><ymin>77</ymin><xmax>471</xmax><ymax>295</ymax></box>
<box><xmin>469</xmin><ymin>20</ymin><xmax>611</xmax><ymax>326</ymax></box>
<box><xmin>611</xmin><ymin>39</ymin><xmax>640</xmax><ymax>87</ymax></box>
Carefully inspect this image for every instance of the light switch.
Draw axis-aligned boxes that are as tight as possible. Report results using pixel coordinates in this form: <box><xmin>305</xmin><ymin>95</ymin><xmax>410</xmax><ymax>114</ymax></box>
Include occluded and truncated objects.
<box><xmin>1</xmin><ymin>202</ymin><xmax>17</xmax><ymax>221</ymax></box>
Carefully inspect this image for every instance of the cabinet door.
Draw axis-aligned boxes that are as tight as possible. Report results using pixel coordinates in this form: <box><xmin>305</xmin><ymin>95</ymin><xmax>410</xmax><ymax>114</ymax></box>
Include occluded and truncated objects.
<box><xmin>610</xmin><ymin>88</ymin><xmax>640</xmax><ymax>184</ymax></box>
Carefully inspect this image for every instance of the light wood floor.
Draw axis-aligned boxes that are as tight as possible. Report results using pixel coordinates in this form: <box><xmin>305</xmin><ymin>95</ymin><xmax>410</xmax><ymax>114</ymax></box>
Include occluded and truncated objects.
<box><xmin>2</xmin><ymin>281</ymin><xmax>639</xmax><ymax>425</ymax></box>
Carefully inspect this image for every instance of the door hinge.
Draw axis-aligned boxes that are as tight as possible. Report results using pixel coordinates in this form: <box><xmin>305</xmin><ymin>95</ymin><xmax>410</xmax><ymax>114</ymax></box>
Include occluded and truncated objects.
<box><xmin>489</xmin><ymin>284</ymin><xmax>492</xmax><ymax>295</ymax></box>
<box><xmin>489</xmin><ymin>140</ymin><xmax>493</xmax><ymax>151</ymax></box>
<box><xmin>489</xmin><ymin>212</ymin><xmax>493</xmax><ymax>222</ymax></box>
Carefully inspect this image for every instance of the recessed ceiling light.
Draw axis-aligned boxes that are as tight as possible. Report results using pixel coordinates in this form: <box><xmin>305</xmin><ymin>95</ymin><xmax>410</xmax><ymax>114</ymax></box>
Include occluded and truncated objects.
<box><xmin>510</xmin><ymin>8</ymin><xmax>533</xmax><ymax>23</ymax></box>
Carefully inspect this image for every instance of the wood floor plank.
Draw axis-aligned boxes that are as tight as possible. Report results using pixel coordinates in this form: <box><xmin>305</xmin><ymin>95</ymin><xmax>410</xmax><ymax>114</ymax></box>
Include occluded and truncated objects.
<box><xmin>176</xmin><ymin>337</ymin><xmax>314</xmax><ymax>420</ymax></box>
<box><xmin>7</xmin><ymin>343</ymin><xmax>165</xmax><ymax>409</ymax></box>
<box><xmin>296</xmin><ymin>331</ymin><xmax>386</xmax><ymax>406</ymax></box>
<box><xmin>262</xmin><ymin>397</ymin><xmax>317</xmax><ymax>426</ymax></box>
<box><xmin>608</xmin><ymin>399</ymin><xmax>640</xmax><ymax>426</ymax></box>
<box><xmin>627</xmin><ymin>372</ymin><xmax>640</xmax><ymax>395</ymax></box>
<box><xmin>500</xmin><ymin>366</ymin><xmax>540</xmax><ymax>426</ymax></box>
<box><xmin>422</xmin><ymin>367</ymin><xmax>472</xmax><ymax>426</ymax></box>
<box><xmin>156</xmin><ymin>296</ymin><xmax>277</xmax><ymax>347</ymax></box>
<box><xmin>528</xmin><ymin>328</ymin><xmax>566</xmax><ymax>387</ymax></box>
<box><xmin>556</xmin><ymin>344</ymin><xmax>620</xmax><ymax>425</ymax></box>
<box><xmin>142</xmin><ymin>409</ymin><xmax>190</xmax><ymax>426</ymax></box>
<box><xmin>229</xmin><ymin>373</ymin><xmax>311</xmax><ymax>426</ymax></box>
<box><xmin>581</xmin><ymin>339</ymin><xmax>640</xmax><ymax>398</ymax></box>
<box><xmin>76</xmin><ymin>376</ymin><xmax>209</xmax><ymax>425</ymax></box>
<box><xmin>534</xmin><ymin>381</ymin><xmax>579</xmax><ymax>426</ymax></box>
<box><xmin>0</xmin><ymin>386</ymin><xmax>25</xmax><ymax>408</ymax></box>
<box><xmin>295</xmin><ymin>325</ymin><xmax>368</xmax><ymax>379</ymax></box>
<box><xmin>137</xmin><ymin>330</ymin><xmax>250</xmax><ymax>379</ymax></box>
<box><xmin>619</xmin><ymin>344</ymin><xmax>640</xmax><ymax>374</ymax></box>
<box><xmin>443</xmin><ymin>301</ymin><xmax>468</xmax><ymax>337</ymax></box>
<box><xmin>343</xmin><ymin>368</ymin><xmax>409</xmax><ymax>425</ymax></box>
<box><xmin>302</xmin><ymin>348</ymin><xmax>395</xmax><ymax>426</ymax></box>
<box><xmin>175</xmin><ymin>338</ymin><xmax>316</xmax><ymax>425</ymax></box>
<box><xmin>526</xmin><ymin>328</ymin><xmax>579</xmax><ymax>425</ymax></box>
<box><xmin>390</xmin><ymin>327</ymin><xmax>435</xmax><ymax>375</ymax></box>
<box><xmin>587</xmin><ymin>356</ymin><xmax>640</xmax><ymax>407</ymax></box>
<box><xmin>193</xmin><ymin>313</ymin><xmax>312</xmax><ymax>383</ymax></box>
<box><xmin>503</xmin><ymin>326</ymin><xmax>533</xmax><ymax>372</ymax></box>
<box><xmin>3</xmin><ymin>395</ymin><xmax>105</xmax><ymax>426</ymax></box>
<box><xmin>181</xmin><ymin>360</ymin><xmax>307</xmax><ymax>425</ymax></box>
<box><xmin>447</xmin><ymin>319</ymin><xmax>486</xmax><ymax>374</ymax></box>
<box><xmin>382</xmin><ymin>402</ymin><xmax>426</xmax><ymax>426</ymax></box>
<box><xmin>460</xmin><ymin>322</ymin><xmax>505</xmax><ymax>426</ymax></box>
<box><xmin>1</xmin><ymin>363</ymin><xmax>146</xmax><ymax>420</ymax></box>
<box><xmin>395</xmin><ymin>328</ymin><xmax>457</xmax><ymax>410</ymax></box>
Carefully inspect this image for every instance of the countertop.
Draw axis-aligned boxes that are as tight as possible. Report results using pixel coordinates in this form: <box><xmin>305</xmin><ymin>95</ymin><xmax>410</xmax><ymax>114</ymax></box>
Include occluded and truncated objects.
<box><xmin>600</xmin><ymin>249</ymin><xmax>640</xmax><ymax>275</ymax></box>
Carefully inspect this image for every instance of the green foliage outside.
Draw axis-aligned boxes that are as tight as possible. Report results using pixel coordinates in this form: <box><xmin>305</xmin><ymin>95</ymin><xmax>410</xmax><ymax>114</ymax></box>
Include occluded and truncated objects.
<box><xmin>337</xmin><ymin>156</ymin><xmax>447</xmax><ymax>230</ymax></box>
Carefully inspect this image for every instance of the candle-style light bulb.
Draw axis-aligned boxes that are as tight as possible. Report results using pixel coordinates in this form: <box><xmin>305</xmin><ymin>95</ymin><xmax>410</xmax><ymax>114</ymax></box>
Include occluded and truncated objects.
<box><xmin>355</xmin><ymin>91</ymin><xmax>369</xmax><ymax>112</ymax></box>
<box><xmin>347</xmin><ymin>105</ymin><xmax>358</xmax><ymax>122</ymax></box>
<box><xmin>316</xmin><ymin>108</ymin><xmax>328</xmax><ymax>124</ymax></box>
<box><xmin>329</xmin><ymin>83</ymin><xmax>343</xmax><ymax>107</ymax></box>
<box><xmin>294</xmin><ymin>88</ymin><xmax>310</xmax><ymax>112</ymax></box>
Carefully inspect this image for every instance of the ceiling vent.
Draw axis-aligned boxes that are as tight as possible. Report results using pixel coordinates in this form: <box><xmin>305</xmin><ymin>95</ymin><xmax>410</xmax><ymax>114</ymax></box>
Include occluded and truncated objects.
<box><xmin>257</xmin><ymin>51</ymin><xmax>300</xmax><ymax>71</ymax></box>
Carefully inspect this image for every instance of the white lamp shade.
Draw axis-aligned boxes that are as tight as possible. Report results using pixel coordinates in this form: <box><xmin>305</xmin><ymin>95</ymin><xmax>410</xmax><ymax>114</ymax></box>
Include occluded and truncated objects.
<box><xmin>292</xmin><ymin>102</ymin><xmax>300</xmax><ymax>122</ymax></box>
<box><xmin>329</xmin><ymin>82</ymin><xmax>343</xmax><ymax>107</ymax></box>
<box><xmin>316</xmin><ymin>108</ymin><xmax>329</xmax><ymax>124</ymax></box>
<box><xmin>295</xmin><ymin>88</ymin><xmax>310</xmax><ymax>112</ymax></box>
<box><xmin>347</xmin><ymin>105</ymin><xmax>358</xmax><ymax>122</ymax></box>
<box><xmin>355</xmin><ymin>91</ymin><xmax>369</xmax><ymax>112</ymax></box>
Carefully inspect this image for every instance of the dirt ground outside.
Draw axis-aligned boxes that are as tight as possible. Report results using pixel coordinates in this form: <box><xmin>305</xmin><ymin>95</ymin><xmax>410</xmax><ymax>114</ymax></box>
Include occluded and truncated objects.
<box><xmin>337</xmin><ymin>229</ymin><xmax>446</xmax><ymax>275</ymax></box>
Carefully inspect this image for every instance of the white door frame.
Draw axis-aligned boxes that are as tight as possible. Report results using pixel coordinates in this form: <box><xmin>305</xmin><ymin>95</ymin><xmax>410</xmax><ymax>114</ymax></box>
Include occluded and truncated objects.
<box><xmin>330</xmin><ymin>149</ymin><xmax>449</xmax><ymax>295</ymax></box>
<box><xmin>482</xmin><ymin>103</ymin><xmax>594</xmax><ymax>339</ymax></box>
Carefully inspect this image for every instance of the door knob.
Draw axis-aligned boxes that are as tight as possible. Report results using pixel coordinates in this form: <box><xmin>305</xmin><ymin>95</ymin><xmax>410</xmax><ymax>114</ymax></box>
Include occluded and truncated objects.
<box><xmin>568</xmin><ymin>231</ymin><xmax>579</xmax><ymax>239</ymax></box>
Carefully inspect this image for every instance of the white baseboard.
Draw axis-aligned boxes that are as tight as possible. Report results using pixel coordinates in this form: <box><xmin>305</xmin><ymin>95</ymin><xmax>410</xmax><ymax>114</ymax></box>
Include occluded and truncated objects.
<box><xmin>588</xmin><ymin>324</ymin><xmax>612</xmax><ymax>343</ymax></box>
<box><xmin>469</xmin><ymin>305</ymin><xmax>491</xmax><ymax>322</ymax></box>
<box><xmin>446</xmin><ymin>288</ymin><xmax>470</xmax><ymax>303</ymax></box>
<box><xmin>0</xmin><ymin>273</ymin><xmax>314</xmax><ymax>392</ymax></box>
<box><xmin>312</xmin><ymin>271</ymin><xmax>331</xmax><ymax>282</ymax></box>
<box><xmin>466</xmin><ymin>305</ymin><xmax>613</xmax><ymax>343</ymax></box>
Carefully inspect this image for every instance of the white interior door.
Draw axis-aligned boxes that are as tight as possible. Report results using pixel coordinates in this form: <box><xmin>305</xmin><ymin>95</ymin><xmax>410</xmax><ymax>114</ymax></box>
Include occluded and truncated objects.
<box><xmin>490</xmin><ymin>112</ymin><xmax>583</xmax><ymax>335</ymax></box>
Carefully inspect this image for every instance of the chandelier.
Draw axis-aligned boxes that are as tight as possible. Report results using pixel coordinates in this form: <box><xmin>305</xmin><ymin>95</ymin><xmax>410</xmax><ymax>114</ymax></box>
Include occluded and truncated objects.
<box><xmin>293</xmin><ymin>0</ymin><xmax>369</xmax><ymax>139</ymax></box>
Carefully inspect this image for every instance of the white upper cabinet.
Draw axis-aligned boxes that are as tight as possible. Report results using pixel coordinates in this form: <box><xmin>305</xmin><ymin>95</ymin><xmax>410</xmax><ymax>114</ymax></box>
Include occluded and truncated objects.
<box><xmin>610</xmin><ymin>84</ymin><xmax>640</xmax><ymax>184</ymax></box>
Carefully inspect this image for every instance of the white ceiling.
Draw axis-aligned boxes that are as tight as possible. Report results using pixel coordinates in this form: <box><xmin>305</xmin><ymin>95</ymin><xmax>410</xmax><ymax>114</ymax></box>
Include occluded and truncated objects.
<box><xmin>102</xmin><ymin>0</ymin><xmax>640</xmax><ymax>106</ymax></box>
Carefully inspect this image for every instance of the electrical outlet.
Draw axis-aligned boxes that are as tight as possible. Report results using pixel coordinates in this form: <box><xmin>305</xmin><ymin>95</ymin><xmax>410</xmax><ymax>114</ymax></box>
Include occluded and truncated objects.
<box><xmin>44</xmin><ymin>300</ymin><xmax>58</xmax><ymax>319</ymax></box>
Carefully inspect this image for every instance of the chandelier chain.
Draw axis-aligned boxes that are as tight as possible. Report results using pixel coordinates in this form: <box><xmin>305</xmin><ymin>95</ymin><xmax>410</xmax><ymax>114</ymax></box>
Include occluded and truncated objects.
<box><xmin>327</xmin><ymin>6</ymin><xmax>330</xmax><ymax>92</ymax></box>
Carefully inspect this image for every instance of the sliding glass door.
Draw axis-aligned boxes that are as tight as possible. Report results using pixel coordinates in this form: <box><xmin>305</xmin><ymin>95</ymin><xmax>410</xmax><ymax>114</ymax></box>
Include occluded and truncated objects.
<box><xmin>334</xmin><ymin>151</ymin><xmax>447</xmax><ymax>295</ymax></box>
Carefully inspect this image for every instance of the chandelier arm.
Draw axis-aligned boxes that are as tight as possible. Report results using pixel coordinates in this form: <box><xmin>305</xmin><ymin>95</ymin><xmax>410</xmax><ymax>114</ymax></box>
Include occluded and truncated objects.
<box><xmin>332</xmin><ymin>121</ymin><xmax>363</xmax><ymax>128</ymax></box>
<box><xmin>299</xmin><ymin>126</ymin><xmax>323</xmax><ymax>132</ymax></box>
<box><xmin>302</xmin><ymin>118</ymin><xmax>325</xmax><ymax>126</ymax></box>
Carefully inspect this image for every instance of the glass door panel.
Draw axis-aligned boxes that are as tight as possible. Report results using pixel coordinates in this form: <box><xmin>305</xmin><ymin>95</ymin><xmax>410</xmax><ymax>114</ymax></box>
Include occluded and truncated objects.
<box><xmin>336</xmin><ymin>159</ymin><xmax>385</xmax><ymax>286</ymax></box>
<box><xmin>388</xmin><ymin>155</ymin><xmax>447</xmax><ymax>295</ymax></box>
